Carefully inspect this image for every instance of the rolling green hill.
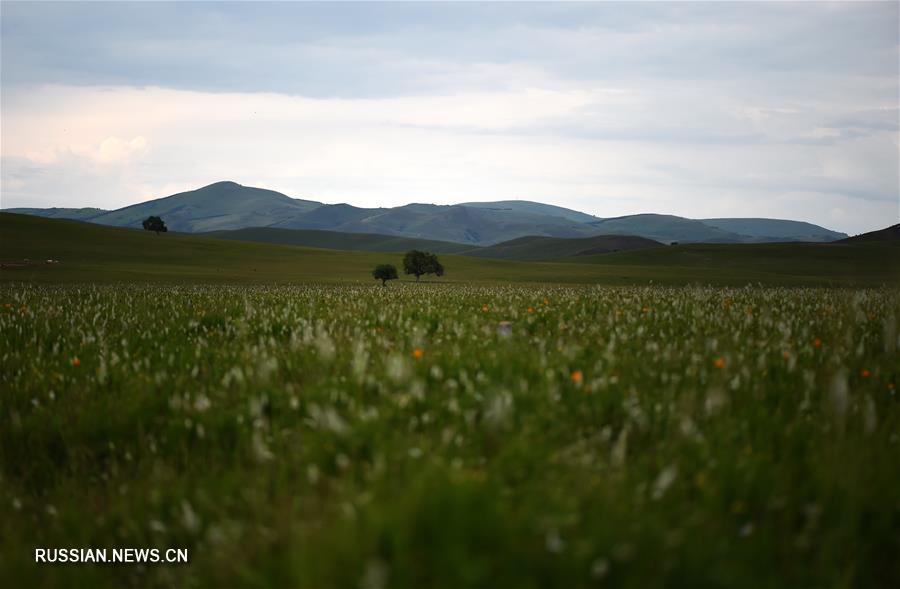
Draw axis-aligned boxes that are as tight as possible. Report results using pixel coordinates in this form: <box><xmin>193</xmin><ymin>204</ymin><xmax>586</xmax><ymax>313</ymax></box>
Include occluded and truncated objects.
<box><xmin>88</xmin><ymin>181</ymin><xmax>322</xmax><ymax>232</ymax></box>
<box><xmin>464</xmin><ymin>234</ymin><xmax>663</xmax><ymax>260</ymax></box>
<box><xmin>1</xmin><ymin>213</ymin><xmax>894</xmax><ymax>286</ymax></box>
<box><xmin>7</xmin><ymin>181</ymin><xmax>849</xmax><ymax>245</ymax></box>
<box><xmin>5</xmin><ymin>206</ymin><xmax>107</xmax><ymax>221</ymax></box>
<box><xmin>585</xmin><ymin>214</ymin><xmax>751</xmax><ymax>243</ymax></box>
<box><xmin>570</xmin><ymin>241</ymin><xmax>900</xmax><ymax>285</ymax></box>
<box><xmin>0</xmin><ymin>212</ymin><xmax>626</xmax><ymax>285</ymax></box>
<box><xmin>700</xmin><ymin>218</ymin><xmax>847</xmax><ymax>241</ymax></box>
<box><xmin>838</xmin><ymin>223</ymin><xmax>900</xmax><ymax>244</ymax></box>
<box><xmin>272</xmin><ymin>202</ymin><xmax>383</xmax><ymax>230</ymax></box>
<box><xmin>459</xmin><ymin>200</ymin><xmax>599</xmax><ymax>223</ymax></box>
<box><xmin>206</xmin><ymin>226</ymin><xmax>478</xmax><ymax>254</ymax></box>
<box><xmin>275</xmin><ymin>202</ymin><xmax>601</xmax><ymax>245</ymax></box>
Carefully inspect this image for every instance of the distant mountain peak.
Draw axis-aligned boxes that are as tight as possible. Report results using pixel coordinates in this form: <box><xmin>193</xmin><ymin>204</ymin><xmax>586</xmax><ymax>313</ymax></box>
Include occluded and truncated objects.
<box><xmin>201</xmin><ymin>180</ymin><xmax>242</xmax><ymax>190</ymax></box>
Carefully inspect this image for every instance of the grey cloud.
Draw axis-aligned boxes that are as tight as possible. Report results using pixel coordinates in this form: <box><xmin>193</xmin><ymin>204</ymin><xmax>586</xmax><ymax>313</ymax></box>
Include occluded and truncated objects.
<box><xmin>1</xmin><ymin>1</ymin><xmax>897</xmax><ymax>234</ymax></box>
<box><xmin>2</xmin><ymin>2</ymin><xmax>897</xmax><ymax>97</ymax></box>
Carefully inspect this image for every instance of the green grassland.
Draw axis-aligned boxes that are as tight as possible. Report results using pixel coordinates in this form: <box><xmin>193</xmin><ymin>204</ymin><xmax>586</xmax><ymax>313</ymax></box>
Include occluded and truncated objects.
<box><xmin>205</xmin><ymin>226</ymin><xmax>477</xmax><ymax>254</ymax></box>
<box><xmin>460</xmin><ymin>234</ymin><xmax>662</xmax><ymax>260</ymax></box>
<box><xmin>2</xmin><ymin>213</ymin><xmax>897</xmax><ymax>286</ymax></box>
<box><xmin>1</xmin><ymin>284</ymin><xmax>898</xmax><ymax>588</ymax></box>
<box><xmin>571</xmin><ymin>241</ymin><xmax>900</xmax><ymax>285</ymax></box>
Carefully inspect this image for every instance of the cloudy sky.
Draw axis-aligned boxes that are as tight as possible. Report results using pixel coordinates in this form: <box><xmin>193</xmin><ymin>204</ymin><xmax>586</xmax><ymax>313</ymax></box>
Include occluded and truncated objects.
<box><xmin>1</xmin><ymin>1</ymin><xmax>897</xmax><ymax>233</ymax></box>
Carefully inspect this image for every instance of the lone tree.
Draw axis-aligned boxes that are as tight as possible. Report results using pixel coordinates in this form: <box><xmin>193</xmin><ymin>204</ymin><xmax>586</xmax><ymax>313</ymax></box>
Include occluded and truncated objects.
<box><xmin>142</xmin><ymin>216</ymin><xmax>168</xmax><ymax>235</ymax></box>
<box><xmin>372</xmin><ymin>263</ymin><xmax>399</xmax><ymax>286</ymax></box>
<box><xmin>403</xmin><ymin>250</ymin><xmax>444</xmax><ymax>282</ymax></box>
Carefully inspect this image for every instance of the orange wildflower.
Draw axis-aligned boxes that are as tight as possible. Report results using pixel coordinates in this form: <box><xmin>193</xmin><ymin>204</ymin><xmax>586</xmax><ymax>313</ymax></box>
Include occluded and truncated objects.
<box><xmin>527</xmin><ymin>307</ymin><xmax>534</xmax><ymax>313</ymax></box>
<box><xmin>860</xmin><ymin>369</ymin><xmax>870</xmax><ymax>378</ymax></box>
<box><xmin>813</xmin><ymin>338</ymin><xmax>822</xmax><ymax>348</ymax></box>
<box><xmin>412</xmin><ymin>348</ymin><xmax>424</xmax><ymax>360</ymax></box>
<box><xmin>570</xmin><ymin>370</ymin><xmax>583</xmax><ymax>384</ymax></box>
<box><xmin>71</xmin><ymin>356</ymin><xmax>81</xmax><ymax>367</ymax></box>
<box><xmin>482</xmin><ymin>304</ymin><xmax>489</xmax><ymax>312</ymax></box>
<box><xmin>713</xmin><ymin>357</ymin><xmax>726</xmax><ymax>369</ymax></box>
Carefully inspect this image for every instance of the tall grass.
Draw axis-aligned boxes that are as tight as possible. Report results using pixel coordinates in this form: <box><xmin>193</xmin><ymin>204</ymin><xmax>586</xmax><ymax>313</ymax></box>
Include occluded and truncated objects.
<box><xmin>1</xmin><ymin>284</ymin><xmax>898</xmax><ymax>587</ymax></box>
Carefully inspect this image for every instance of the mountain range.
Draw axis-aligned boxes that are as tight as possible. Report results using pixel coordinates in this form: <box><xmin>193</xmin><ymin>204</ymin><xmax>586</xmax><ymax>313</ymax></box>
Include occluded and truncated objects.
<box><xmin>6</xmin><ymin>180</ymin><xmax>848</xmax><ymax>245</ymax></box>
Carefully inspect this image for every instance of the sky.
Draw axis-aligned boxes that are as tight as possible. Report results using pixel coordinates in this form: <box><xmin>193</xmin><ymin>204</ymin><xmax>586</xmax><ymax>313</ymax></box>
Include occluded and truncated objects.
<box><xmin>1</xmin><ymin>1</ymin><xmax>898</xmax><ymax>234</ymax></box>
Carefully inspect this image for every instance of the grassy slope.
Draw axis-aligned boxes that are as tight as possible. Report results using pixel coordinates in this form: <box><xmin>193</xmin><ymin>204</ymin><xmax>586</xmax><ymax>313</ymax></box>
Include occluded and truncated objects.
<box><xmin>0</xmin><ymin>213</ymin><xmax>635</xmax><ymax>285</ymax></box>
<box><xmin>4</xmin><ymin>207</ymin><xmax>108</xmax><ymax>221</ymax></box>
<box><xmin>205</xmin><ymin>226</ymin><xmax>477</xmax><ymax>254</ymax></box>
<box><xmin>571</xmin><ymin>241</ymin><xmax>900</xmax><ymax>285</ymax></box>
<box><xmin>700</xmin><ymin>218</ymin><xmax>847</xmax><ymax>241</ymax></box>
<box><xmin>89</xmin><ymin>181</ymin><xmax>322</xmax><ymax>232</ymax></box>
<box><xmin>1</xmin><ymin>213</ymin><xmax>896</xmax><ymax>286</ymax></box>
<box><xmin>329</xmin><ymin>204</ymin><xmax>600</xmax><ymax>245</ymax></box>
<box><xmin>459</xmin><ymin>200</ymin><xmax>600</xmax><ymax>223</ymax></box>
<box><xmin>466</xmin><ymin>235</ymin><xmax>663</xmax><ymax>260</ymax></box>
<box><xmin>839</xmin><ymin>223</ymin><xmax>900</xmax><ymax>243</ymax></box>
<box><xmin>586</xmin><ymin>214</ymin><xmax>746</xmax><ymax>243</ymax></box>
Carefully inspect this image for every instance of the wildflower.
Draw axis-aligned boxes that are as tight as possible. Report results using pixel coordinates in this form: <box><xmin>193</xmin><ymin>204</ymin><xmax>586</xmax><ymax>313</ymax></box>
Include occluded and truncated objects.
<box><xmin>590</xmin><ymin>558</ymin><xmax>610</xmax><ymax>579</ymax></box>
<box><xmin>481</xmin><ymin>304</ymin><xmax>489</xmax><ymax>312</ymax></box>
<box><xmin>652</xmin><ymin>465</ymin><xmax>678</xmax><ymax>500</ymax></box>
<box><xmin>713</xmin><ymin>357</ymin><xmax>726</xmax><ymax>369</ymax></box>
<box><xmin>570</xmin><ymin>370</ymin><xmax>583</xmax><ymax>384</ymax></box>
<box><xmin>543</xmin><ymin>298</ymin><xmax>550</xmax><ymax>305</ymax></box>
<box><xmin>484</xmin><ymin>391</ymin><xmax>514</xmax><ymax>430</ymax></box>
<box><xmin>251</xmin><ymin>432</ymin><xmax>274</xmax><ymax>463</ymax></box>
<box><xmin>828</xmin><ymin>370</ymin><xmax>849</xmax><ymax>430</ymax></box>
<box><xmin>180</xmin><ymin>500</ymin><xmax>200</xmax><ymax>533</ymax></box>
<box><xmin>545</xmin><ymin>529</ymin><xmax>564</xmax><ymax>553</ymax></box>
<box><xmin>527</xmin><ymin>307</ymin><xmax>534</xmax><ymax>313</ymax></box>
<box><xmin>71</xmin><ymin>356</ymin><xmax>81</xmax><ymax>367</ymax></box>
<box><xmin>361</xmin><ymin>559</ymin><xmax>389</xmax><ymax>589</ymax></box>
<box><xmin>412</xmin><ymin>348</ymin><xmax>424</xmax><ymax>360</ymax></box>
<box><xmin>813</xmin><ymin>338</ymin><xmax>822</xmax><ymax>348</ymax></box>
<box><xmin>782</xmin><ymin>351</ymin><xmax>790</xmax><ymax>359</ymax></box>
<box><xmin>860</xmin><ymin>368</ymin><xmax>870</xmax><ymax>378</ymax></box>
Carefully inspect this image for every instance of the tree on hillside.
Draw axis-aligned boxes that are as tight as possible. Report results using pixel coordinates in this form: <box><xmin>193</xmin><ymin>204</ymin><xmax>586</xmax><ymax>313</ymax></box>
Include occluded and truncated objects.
<box><xmin>372</xmin><ymin>264</ymin><xmax>399</xmax><ymax>286</ymax></box>
<box><xmin>403</xmin><ymin>250</ymin><xmax>444</xmax><ymax>282</ymax></box>
<box><xmin>142</xmin><ymin>216</ymin><xmax>168</xmax><ymax>235</ymax></box>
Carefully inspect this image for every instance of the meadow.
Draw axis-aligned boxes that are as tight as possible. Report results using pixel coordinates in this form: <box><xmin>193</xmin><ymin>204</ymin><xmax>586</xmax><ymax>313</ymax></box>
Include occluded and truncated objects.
<box><xmin>1</xmin><ymin>283</ymin><xmax>898</xmax><ymax>588</ymax></box>
<box><xmin>2</xmin><ymin>213</ymin><xmax>898</xmax><ymax>287</ymax></box>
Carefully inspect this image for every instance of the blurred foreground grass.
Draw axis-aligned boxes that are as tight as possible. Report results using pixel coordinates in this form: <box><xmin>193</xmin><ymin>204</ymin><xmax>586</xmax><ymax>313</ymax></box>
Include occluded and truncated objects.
<box><xmin>1</xmin><ymin>284</ymin><xmax>898</xmax><ymax>587</ymax></box>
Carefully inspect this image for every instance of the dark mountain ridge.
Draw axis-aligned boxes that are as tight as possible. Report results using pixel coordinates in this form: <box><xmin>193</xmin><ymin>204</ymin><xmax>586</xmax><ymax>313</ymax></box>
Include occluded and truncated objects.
<box><xmin>4</xmin><ymin>180</ymin><xmax>849</xmax><ymax>245</ymax></box>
